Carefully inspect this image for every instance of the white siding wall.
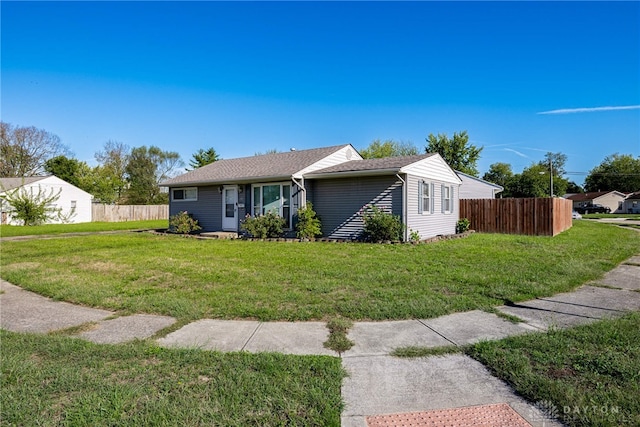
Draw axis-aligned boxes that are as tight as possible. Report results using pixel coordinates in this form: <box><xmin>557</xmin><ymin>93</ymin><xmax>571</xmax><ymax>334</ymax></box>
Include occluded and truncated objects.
<box><xmin>406</xmin><ymin>174</ymin><xmax>460</xmax><ymax>239</ymax></box>
<box><xmin>458</xmin><ymin>174</ymin><xmax>500</xmax><ymax>199</ymax></box>
<box><xmin>1</xmin><ymin>176</ymin><xmax>93</xmax><ymax>224</ymax></box>
<box><xmin>401</xmin><ymin>154</ymin><xmax>462</xmax><ymax>184</ymax></box>
<box><xmin>594</xmin><ymin>193</ymin><xmax>626</xmax><ymax>213</ymax></box>
<box><xmin>294</xmin><ymin>145</ymin><xmax>363</xmax><ymax>178</ymax></box>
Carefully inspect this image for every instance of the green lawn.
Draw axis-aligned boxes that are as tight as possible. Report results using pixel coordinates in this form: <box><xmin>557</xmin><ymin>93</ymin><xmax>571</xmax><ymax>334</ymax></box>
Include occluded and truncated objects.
<box><xmin>583</xmin><ymin>213</ymin><xmax>640</xmax><ymax>219</ymax></box>
<box><xmin>0</xmin><ymin>220</ymin><xmax>167</xmax><ymax>237</ymax></box>
<box><xmin>1</xmin><ymin>221</ymin><xmax>638</xmax><ymax>322</ymax></box>
<box><xmin>468</xmin><ymin>313</ymin><xmax>640</xmax><ymax>426</ymax></box>
<box><xmin>0</xmin><ymin>330</ymin><xmax>344</xmax><ymax>426</ymax></box>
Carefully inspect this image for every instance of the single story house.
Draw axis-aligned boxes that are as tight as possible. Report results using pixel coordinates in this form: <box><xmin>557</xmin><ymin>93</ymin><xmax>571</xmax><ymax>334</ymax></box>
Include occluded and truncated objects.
<box><xmin>0</xmin><ymin>175</ymin><xmax>93</xmax><ymax>225</ymax></box>
<box><xmin>161</xmin><ymin>144</ymin><xmax>463</xmax><ymax>241</ymax></box>
<box><xmin>456</xmin><ymin>171</ymin><xmax>503</xmax><ymax>199</ymax></box>
<box><xmin>564</xmin><ymin>191</ymin><xmax>627</xmax><ymax>213</ymax></box>
<box><xmin>622</xmin><ymin>191</ymin><xmax>640</xmax><ymax>213</ymax></box>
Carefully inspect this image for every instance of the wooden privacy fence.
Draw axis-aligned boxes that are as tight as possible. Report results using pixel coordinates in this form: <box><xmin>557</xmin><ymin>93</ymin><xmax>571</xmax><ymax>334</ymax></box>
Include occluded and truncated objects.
<box><xmin>459</xmin><ymin>198</ymin><xmax>573</xmax><ymax>236</ymax></box>
<box><xmin>92</xmin><ymin>204</ymin><xmax>168</xmax><ymax>222</ymax></box>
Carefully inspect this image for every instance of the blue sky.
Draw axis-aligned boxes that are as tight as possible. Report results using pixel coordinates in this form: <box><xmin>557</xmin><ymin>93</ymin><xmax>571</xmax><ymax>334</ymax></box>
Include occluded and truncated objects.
<box><xmin>2</xmin><ymin>1</ymin><xmax>639</xmax><ymax>184</ymax></box>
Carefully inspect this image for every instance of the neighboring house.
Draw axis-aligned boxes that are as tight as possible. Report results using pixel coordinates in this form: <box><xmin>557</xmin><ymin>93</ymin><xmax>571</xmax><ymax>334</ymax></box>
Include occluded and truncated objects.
<box><xmin>0</xmin><ymin>176</ymin><xmax>93</xmax><ymax>225</ymax></box>
<box><xmin>622</xmin><ymin>191</ymin><xmax>640</xmax><ymax>213</ymax></box>
<box><xmin>456</xmin><ymin>171</ymin><xmax>503</xmax><ymax>199</ymax></box>
<box><xmin>564</xmin><ymin>191</ymin><xmax>627</xmax><ymax>213</ymax></box>
<box><xmin>161</xmin><ymin>144</ymin><xmax>462</xmax><ymax>240</ymax></box>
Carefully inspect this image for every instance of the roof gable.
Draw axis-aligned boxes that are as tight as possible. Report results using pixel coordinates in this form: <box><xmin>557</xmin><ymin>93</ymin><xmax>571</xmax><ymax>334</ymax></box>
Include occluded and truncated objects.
<box><xmin>456</xmin><ymin>171</ymin><xmax>504</xmax><ymax>190</ymax></box>
<box><xmin>0</xmin><ymin>176</ymin><xmax>47</xmax><ymax>192</ymax></box>
<box><xmin>565</xmin><ymin>191</ymin><xmax>626</xmax><ymax>202</ymax></box>
<box><xmin>161</xmin><ymin>144</ymin><xmax>353</xmax><ymax>186</ymax></box>
<box><xmin>0</xmin><ymin>176</ymin><xmax>94</xmax><ymax>198</ymax></box>
<box><xmin>308</xmin><ymin>154</ymin><xmax>435</xmax><ymax>176</ymax></box>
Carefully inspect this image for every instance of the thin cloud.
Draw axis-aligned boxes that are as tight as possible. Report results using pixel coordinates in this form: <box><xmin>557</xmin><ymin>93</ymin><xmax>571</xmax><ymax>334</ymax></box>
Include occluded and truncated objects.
<box><xmin>504</xmin><ymin>148</ymin><xmax>529</xmax><ymax>158</ymax></box>
<box><xmin>537</xmin><ymin>105</ymin><xmax>640</xmax><ymax>115</ymax></box>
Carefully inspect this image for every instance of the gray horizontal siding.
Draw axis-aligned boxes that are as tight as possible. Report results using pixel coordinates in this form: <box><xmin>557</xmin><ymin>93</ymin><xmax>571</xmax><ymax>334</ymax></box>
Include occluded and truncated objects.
<box><xmin>458</xmin><ymin>175</ymin><xmax>497</xmax><ymax>199</ymax></box>
<box><xmin>406</xmin><ymin>174</ymin><xmax>459</xmax><ymax>239</ymax></box>
<box><xmin>309</xmin><ymin>176</ymin><xmax>403</xmax><ymax>240</ymax></box>
<box><xmin>169</xmin><ymin>185</ymin><xmax>222</xmax><ymax>231</ymax></box>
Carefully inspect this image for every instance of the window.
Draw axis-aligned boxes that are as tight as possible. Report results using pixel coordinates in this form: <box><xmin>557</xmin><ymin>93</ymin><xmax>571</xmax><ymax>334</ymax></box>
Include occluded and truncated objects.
<box><xmin>172</xmin><ymin>187</ymin><xmax>197</xmax><ymax>201</ymax></box>
<box><xmin>252</xmin><ymin>183</ymin><xmax>292</xmax><ymax>228</ymax></box>
<box><xmin>418</xmin><ymin>180</ymin><xmax>432</xmax><ymax>214</ymax></box>
<box><xmin>442</xmin><ymin>185</ymin><xmax>454</xmax><ymax>214</ymax></box>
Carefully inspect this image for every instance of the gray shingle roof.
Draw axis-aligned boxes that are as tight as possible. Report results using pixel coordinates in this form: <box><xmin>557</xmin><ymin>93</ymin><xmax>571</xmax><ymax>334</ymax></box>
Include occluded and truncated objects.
<box><xmin>308</xmin><ymin>154</ymin><xmax>436</xmax><ymax>175</ymax></box>
<box><xmin>161</xmin><ymin>145</ymin><xmax>351</xmax><ymax>186</ymax></box>
<box><xmin>0</xmin><ymin>176</ymin><xmax>47</xmax><ymax>191</ymax></box>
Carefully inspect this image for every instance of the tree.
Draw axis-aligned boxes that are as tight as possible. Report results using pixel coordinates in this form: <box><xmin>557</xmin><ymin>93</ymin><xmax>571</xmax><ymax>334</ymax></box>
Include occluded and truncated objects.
<box><xmin>509</xmin><ymin>163</ymin><xmax>569</xmax><ymax>198</ymax></box>
<box><xmin>483</xmin><ymin>162</ymin><xmax>514</xmax><ymax>197</ymax></box>
<box><xmin>0</xmin><ymin>184</ymin><xmax>70</xmax><ymax>225</ymax></box>
<box><xmin>125</xmin><ymin>146</ymin><xmax>183</xmax><ymax>204</ymax></box>
<box><xmin>538</xmin><ymin>152</ymin><xmax>568</xmax><ymax>175</ymax></box>
<box><xmin>0</xmin><ymin>121</ymin><xmax>68</xmax><ymax>176</ymax></box>
<box><xmin>566</xmin><ymin>181</ymin><xmax>584</xmax><ymax>194</ymax></box>
<box><xmin>425</xmin><ymin>131</ymin><xmax>483</xmax><ymax>176</ymax></box>
<box><xmin>254</xmin><ymin>148</ymin><xmax>280</xmax><ymax>156</ymax></box>
<box><xmin>188</xmin><ymin>148</ymin><xmax>220</xmax><ymax>170</ymax></box>
<box><xmin>44</xmin><ymin>155</ymin><xmax>85</xmax><ymax>187</ymax></box>
<box><xmin>94</xmin><ymin>141</ymin><xmax>130</xmax><ymax>203</ymax></box>
<box><xmin>584</xmin><ymin>154</ymin><xmax>640</xmax><ymax>193</ymax></box>
<box><xmin>359</xmin><ymin>139</ymin><xmax>419</xmax><ymax>159</ymax></box>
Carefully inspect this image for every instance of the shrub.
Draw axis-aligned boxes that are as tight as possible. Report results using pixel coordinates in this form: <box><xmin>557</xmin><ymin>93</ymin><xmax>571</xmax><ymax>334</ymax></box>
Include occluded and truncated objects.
<box><xmin>241</xmin><ymin>211</ymin><xmax>286</xmax><ymax>239</ymax></box>
<box><xmin>1</xmin><ymin>185</ymin><xmax>72</xmax><ymax>226</ymax></box>
<box><xmin>456</xmin><ymin>218</ymin><xmax>471</xmax><ymax>234</ymax></box>
<box><xmin>169</xmin><ymin>211</ymin><xmax>202</xmax><ymax>234</ymax></box>
<box><xmin>360</xmin><ymin>204</ymin><xmax>404</xmax><ymax>242</ymax></box>
<box><xmin>296</xmin><ymin>202</ymin><xmax>322</xmax><ymax>239</ymax></box>
<box><xmin>409</xmin><ymin>229</ymin><xmax>421</xmax><ymax>243</ymax></box>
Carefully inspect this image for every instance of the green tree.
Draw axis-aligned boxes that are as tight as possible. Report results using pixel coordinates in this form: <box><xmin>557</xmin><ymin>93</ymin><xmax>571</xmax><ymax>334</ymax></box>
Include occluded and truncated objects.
<box><xmin>44</xmin><ymin>155</ymin><xmax>85</xmax><ymax>187</ymax></box>
<box><xmin>188</xmin><ymin>147</ymin><xmax>220</xmax><ymax>170</ymax></box>
<box><xmin>566</xmin><ymin>181</ymin><xmax>584</xmax><ymax>194</ymax></box>
<box><xmin>0</xmin><ymin>184</ymin><xmax>69</xmax><ymax>225</ymax></box>
<box><xmin>538</xmin><ymin>152</ymin><xmax>568</xmax><ymax>175</ymax></box>
<box><xmin>584</xmin><ymin>154</ymin><xmax>640</xmax><ymax>193</ymax></box>
<box><xmin>425</xmin><ymin>131</ymin><xmax>483</xmax><ymax>176</ymax></box>
<box><xmin>125</xmin><ymin>146</ymin><xmax>183</xmax><ymax>204</ymax></box>
<box><xmin>254</xmin><ymin>148</ymin><xmax>280</xmax><ymax>156</ymax></box>
<box><xmin>360</xmin><ymin>139</ymin><xmax>419</xmax><ymax>159</ymax></box>
<box><xmin>94</xmin><ymin>141</ymin><xmax>130</xmax><ymax>204</ymax></box>
<box><xmin>0</xmin><ymin>121</ymin><xmax>68</xmax><ymax>176</ymax></box>
<box><xmin>483</xmin><ymin>162</ymin><xmax>514</xmax><ymax>196</ymax></box>
<box><xmin>510</xmin><ymin>163</ymin><xmax>569</xmax><ymax>198</ymax></box>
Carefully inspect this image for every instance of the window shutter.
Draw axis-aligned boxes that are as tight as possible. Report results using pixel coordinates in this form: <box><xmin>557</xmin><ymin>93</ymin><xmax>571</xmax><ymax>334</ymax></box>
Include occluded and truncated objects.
<box><xmin>450</xmin><ymin>186</ymin><xmax>454</xmax><ymax>213</ymax></box>
<box><xmin>418</xmin><ymin>181</ymin><xmax>423</xmax><ymax>214</ymax></box>
<box><xmin>430</xmin><ymin>183</ymin><xmax>435</xmax><ymax>214</ymax></box>
<box><xmin>441</xmin><ymin>184</ymin><xmax>445</xmax><ymax>213</ymax></box>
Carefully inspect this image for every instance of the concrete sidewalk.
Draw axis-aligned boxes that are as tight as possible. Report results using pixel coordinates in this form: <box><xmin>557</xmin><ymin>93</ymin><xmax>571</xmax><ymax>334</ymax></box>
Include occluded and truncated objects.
<box><xmin>1</xmin><ymin>254</ymin><xmax>639</xmax><ymax>427</ymax></box>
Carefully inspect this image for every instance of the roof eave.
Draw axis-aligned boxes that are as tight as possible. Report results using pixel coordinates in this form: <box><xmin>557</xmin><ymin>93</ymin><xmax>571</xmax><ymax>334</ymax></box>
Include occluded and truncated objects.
<box><xmin>160</xmin><ymin>174</ymin><xmax>294</xmax><ymax>187</ymax></box>
<box><xmin>305</xmin><ymin>168</ymin><xmax>402</xmax><ymax>179</ymax></box>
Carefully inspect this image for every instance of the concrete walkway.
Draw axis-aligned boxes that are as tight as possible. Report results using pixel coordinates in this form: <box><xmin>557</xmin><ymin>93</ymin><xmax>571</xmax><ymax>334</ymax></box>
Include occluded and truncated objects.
<box><xmin>1</xmin><ymin>255</ymin><xmax>639</xmax><ymax>427</ymax></box>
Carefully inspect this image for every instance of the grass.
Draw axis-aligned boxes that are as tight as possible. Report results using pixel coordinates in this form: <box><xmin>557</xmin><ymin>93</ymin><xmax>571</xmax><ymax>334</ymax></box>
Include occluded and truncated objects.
<box><xmin>1</xmin><ymin>221</ymin><xmax>638</xmax><ymax>322</ymax></box>
<box><xmin>0</xmin><ymin>220</ymin><xmax>167</xmax><ymax>238</ymax></box>
<box><xmin>467</xmin><ymin>313</ymin><xmax>640</xmax><ymax>426</ymax></box>
<box><xmin>0</xmin><ymin>330</ymin><xmax>345</xmax><ymax>426</ymax></box>
<box><xmin>583</xmin><ymin>213</ymin><xmax>640</xmax><ymax>219</ymax></box>
<box><xmin>391</xmin><ymin>345</ymin><xmax>461</xmax><ymax>358</ymax></box>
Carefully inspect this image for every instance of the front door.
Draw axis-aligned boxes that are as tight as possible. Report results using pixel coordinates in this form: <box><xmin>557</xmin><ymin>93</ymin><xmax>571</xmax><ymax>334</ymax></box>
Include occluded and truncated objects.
<box><xmin>222</xmin><ymin>186</ymin><xmax>238</xmax><ymax>231</ymax></box>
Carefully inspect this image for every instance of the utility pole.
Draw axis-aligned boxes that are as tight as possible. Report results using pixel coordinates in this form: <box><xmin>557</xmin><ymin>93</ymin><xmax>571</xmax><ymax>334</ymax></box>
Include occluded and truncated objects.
<box><xmin>550</xmin><ymin>158</ymin><xmax>553</xmax><ymax>197</ymax></box>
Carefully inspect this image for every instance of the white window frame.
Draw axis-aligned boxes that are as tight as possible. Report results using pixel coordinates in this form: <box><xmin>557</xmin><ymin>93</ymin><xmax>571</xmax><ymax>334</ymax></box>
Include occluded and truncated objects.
<box><xmin>172</xmin><ymin>187</ymin><xmax>198</xmax><ymax>202</ymax></box>
<box><xmin>251</xmin><ymin>182</ymin><xmax>292</xmax><ymax>229</ymax></box>
<box><xmin>419</xmin><ymin>180</ymin><xmax>433</xmax><ymax>215</ymax></box>
<box><xmin>442</xmin><ymin>185</ymin><xmax>454</xmax><ymax>214</ymax></box>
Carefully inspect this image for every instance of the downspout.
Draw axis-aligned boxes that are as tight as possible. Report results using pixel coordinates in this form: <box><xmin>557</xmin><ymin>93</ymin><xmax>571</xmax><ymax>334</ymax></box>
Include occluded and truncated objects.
<box><xmin>396</xmin><ymin>174</ymin><xmax>407</xmax><ymax>242</ymax></box>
